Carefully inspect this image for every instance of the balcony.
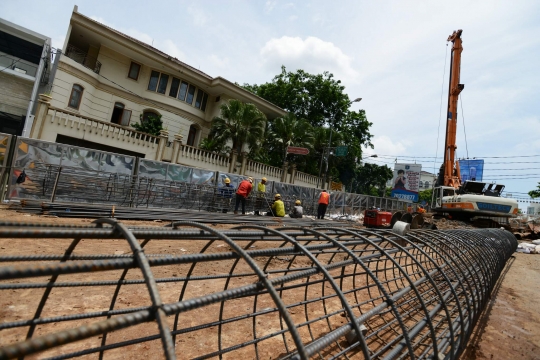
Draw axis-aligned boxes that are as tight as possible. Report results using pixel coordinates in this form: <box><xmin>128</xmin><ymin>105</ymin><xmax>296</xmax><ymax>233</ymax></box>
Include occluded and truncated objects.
<box><xmin>64</xmin><ymin>44</ymin><xmax>101</xmax><ymax>74</ymax></box>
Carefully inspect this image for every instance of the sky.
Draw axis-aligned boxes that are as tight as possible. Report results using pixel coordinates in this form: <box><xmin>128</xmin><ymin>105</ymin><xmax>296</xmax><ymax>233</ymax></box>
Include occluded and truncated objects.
<box><xmin>3</xmin><ymin>0</ymin><xmax>540</xmax><ymax>205</ymax></box>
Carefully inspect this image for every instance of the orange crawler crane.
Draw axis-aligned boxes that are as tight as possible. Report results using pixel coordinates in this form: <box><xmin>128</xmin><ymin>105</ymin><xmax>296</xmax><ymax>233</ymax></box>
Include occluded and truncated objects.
<box><xmin>432</xmin><ymin>29</ymin><xmax>518</xmax><ymax>222</ymax></box>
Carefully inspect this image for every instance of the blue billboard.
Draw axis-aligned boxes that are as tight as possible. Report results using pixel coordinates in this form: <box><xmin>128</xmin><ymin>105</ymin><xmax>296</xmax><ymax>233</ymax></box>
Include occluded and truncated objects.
<box><xmin>458</xmin><ymin>159</ymin><xmax>484</xmax><ymax>182</ymax></box>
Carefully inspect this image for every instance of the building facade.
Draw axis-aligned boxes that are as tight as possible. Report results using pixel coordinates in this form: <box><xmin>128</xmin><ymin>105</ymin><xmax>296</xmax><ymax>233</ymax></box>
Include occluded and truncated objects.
<box><xmin>0</xmin><ymin>18</ymin><xmax>51</xmax><ymax>136</ymax></box>
<box><xmin>30</xmin><ymin>6</ymin><xmax>285</xmax><ymax>159</ymax></box>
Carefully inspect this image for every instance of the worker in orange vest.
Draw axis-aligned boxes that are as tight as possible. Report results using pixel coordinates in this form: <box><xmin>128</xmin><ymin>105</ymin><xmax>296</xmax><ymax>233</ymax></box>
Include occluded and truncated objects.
<box><xmin>317</xmin><ymin>190</ymin><xmax>330</xmax><ymax>219</ymax></box>
<box><xmin>234</xmin><ymin>177</ymin><xmax>253</xmax><ymax>215</ymax></box>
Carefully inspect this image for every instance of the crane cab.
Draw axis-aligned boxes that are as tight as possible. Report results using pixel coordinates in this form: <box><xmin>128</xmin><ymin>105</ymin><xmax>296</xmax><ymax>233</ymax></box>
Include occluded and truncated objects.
<box><xmin>432</xmin><ymin>181</ymin><xmax>518</xmax><ymax>219</ymax></box>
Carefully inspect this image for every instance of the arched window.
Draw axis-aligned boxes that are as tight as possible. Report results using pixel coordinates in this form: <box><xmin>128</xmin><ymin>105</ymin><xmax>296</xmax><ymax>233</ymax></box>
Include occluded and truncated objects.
<box><xmin>425</xmin><ymin>181</ymin><xmax>430</xmax><ymax>188</ymax></box>
<box><xmin>110</xmin><ymin>102</ymin><xmax>132</xmax><ymax>126</ymax></box>
<box><xmin>68</xmin><ymin>84</ymin><xmax>84</xmax><ymax>110</ymax></box>
<box><xmin>187</xmin><ymin>124</ymin><xmax>198</xmax><ymax>146</ymax></box>
<box><xmin>142</xmin><ymin>110</ymin><xmax>160</xmax><ymax>123</ymax></box>
<box><xmin>419</xmin><ymin>181</ymin><xmax>424</xmax><ymax>188</ymax></box>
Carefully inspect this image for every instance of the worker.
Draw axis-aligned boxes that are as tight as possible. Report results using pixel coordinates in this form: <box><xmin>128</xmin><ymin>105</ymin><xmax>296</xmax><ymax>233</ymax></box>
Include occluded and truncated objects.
<box><xmin>289</xmin><ymin>199</ymin><xmax>303</xmax><ymax>218</ymax></box>
<box><xmin>234</xmin><ymin>177</ymin><xmax>253</xmax><ymax>215</ymax></box>
<box><xmin>317</xmin><ymin>190</ymin><xmax>330</xmax><ymax>219</ymax></box>
<box><xmin>407</xmin><ymin>204</ymin><xmax>413</xmax><ymax>213</ymax></box>
<box><xmin>254</xmin><ymin>177</ymin><xmax>267</xmax><ymax>216</ymax></box>
<box><xmin>218</xmin><ymin>178</ymin><xmax>234</xmax><ymax>213</ymax></box>
<box><xmin>417</xmin><ymin>205</ymin><xmax>426</xmax><ymax>214</ymax></box>
<box><xmin>267</xmin><ymin>193</ymin><xmax>285</xmax><ymax>217</ymax></box>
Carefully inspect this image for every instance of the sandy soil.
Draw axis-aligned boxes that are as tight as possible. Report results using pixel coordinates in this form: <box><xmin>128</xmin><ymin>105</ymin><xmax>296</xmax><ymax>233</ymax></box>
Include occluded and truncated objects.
<box><xmin>461</xmin><ymin>251</ymin><xmax>540</xmax><ymax>360</ymax></box>
<box><xmin>1</xmin><ymin>207</ymin><xmax>539</xmax><ymax>359</ymax></box>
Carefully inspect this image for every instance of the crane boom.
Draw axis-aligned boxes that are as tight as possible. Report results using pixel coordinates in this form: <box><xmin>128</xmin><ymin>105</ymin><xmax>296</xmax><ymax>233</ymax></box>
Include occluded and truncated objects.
<box><xmin>443</xmin><ymin>29</ymin><xmax>464</xmax><ymax>188</ymax></box>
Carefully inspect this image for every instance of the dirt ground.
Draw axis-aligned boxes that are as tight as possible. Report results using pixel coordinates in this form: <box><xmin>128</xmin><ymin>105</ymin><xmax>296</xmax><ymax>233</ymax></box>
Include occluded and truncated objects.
<box><xmin>461</xmin><ymin>251</ymin><xmax>540</xmax><ymax>360</ymax></box>
<box><xmin>1</xmin><ymin>207</ymin><xmax>539</xmax><ymax>359</ymax></box>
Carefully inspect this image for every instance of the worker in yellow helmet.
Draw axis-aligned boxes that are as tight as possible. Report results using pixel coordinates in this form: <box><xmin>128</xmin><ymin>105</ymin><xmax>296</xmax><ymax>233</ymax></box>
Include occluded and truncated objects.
<box><xmin>218</xmin><ymin>177</ymin><xmax>234</xmax><ymax>213</ymax></box>
<box><xmin>267</xmin><ymin>193</ymin><xmax>285</xmax><ymax>217</ymax></box>
<box><xmin>289</xmin><ymin>199</ymin><xmax>303</xmax><ymax>218</ymax></box>
<box><xmin>254</xmin><ymin>177</ymin><xmax>267</xmax><ymax>216</ymax></box>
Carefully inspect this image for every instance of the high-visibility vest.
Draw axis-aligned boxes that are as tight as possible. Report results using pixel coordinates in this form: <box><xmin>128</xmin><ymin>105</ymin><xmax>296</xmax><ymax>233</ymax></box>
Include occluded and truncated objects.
<box><xmin>236</xmin><ymin>180</ymin><xmax>253</xmax><ymax>197</ymax></box>
<box><xmin>318</xmin><ymin>192</ymin><xmax>330</xmax><ymax>205</ymax></box>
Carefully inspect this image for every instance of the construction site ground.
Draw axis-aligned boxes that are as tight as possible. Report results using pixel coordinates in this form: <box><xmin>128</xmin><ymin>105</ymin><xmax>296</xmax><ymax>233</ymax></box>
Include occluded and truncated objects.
<box><xmin>0</xmin><ymin>207</ymin><xmax>538</xmax><ymax>359</ymax></box>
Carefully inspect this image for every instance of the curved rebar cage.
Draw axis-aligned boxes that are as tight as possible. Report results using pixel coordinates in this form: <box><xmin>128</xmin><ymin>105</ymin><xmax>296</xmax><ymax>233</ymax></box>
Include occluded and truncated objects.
<box><xmin>0</xmin><ymin>221</ymin><xmax>516</xmax><ymax>360</ymax></box>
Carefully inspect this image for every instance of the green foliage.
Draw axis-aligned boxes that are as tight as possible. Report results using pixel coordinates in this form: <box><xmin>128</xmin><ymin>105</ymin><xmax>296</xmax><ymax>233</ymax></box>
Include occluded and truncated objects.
<box><xmin>132</xmin><ymin>114</ymin><xmax>163</xmax><ymax>136</ymax></box>
<box><xmin>242</xmin><ymin>66</ymin><xmax>373</xmax><ymax>178</ymax></box>
<box><xmin>529</xmin><ymin>182</ymin><xmax>540</xmax><ymax>198</ymax></box>
<box><xmin>210</xmin><ymin>99</ymin><xmax>267</xmax><ymax>155</ymax></box>
<box><xmin>199</xmin><ymin>137</ymin><xmax>231</xmax><ymax>157</ymax></box>
<box><xmin>418</xmin><ymin>189</ymin><xmax>433</xmax><ymax>203</ymax></box>
<box><xmin>351</xmin><ymin>163</ymin><xmax>393</xmax><ymax>196</ymax></box>
<box><xmin>265</xmin><ymin>113</ymin><xmax>315</xmax><ymax>166</ymax></box>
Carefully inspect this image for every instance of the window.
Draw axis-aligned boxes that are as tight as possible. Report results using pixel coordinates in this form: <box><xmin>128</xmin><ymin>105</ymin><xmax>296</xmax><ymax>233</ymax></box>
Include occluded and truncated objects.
<box><xmin>178</xmin><ymin>81</ymin><xmax>188</xmax><ymax>101</ymax></box>
<box><xmin>425</xmin><ymin>181</ymin><xmax>430</xmax><ymax>188</ymax></box>
<box><xmin>419</xmin><ymin>181</ymin><xmax>424</xmax><ymax>189</ymax></box>
<box><xmin>157</xmin><ymin>73</ymin><xmax>169</xmax><ymax>94</ymax></box>
<box><xmin>186</xmin><ymin>84</ymin><xmax>196</xmax><ymax>104</ymax></box>
<box><xmin>148</xmin><ymin>71</ymin><xmax>160</xmax><ymax>91</ymax></box>
<box><xmin>187</xmin><ymin>125</ymin><xmax>198</xmax><ymax>146</ymax></box>
<box><xmin>169</xmin><ymin>77</ymin><xmax>180</xmax><ymax>98</ymax></box>
<box><xmin>147</xmin><ymin>71</ymin><xmax>169</xmax><ymax>94</ymax></box>
<box><xmin>110</xmin><ymin>102</ymin><xmax>132</xmax><ymax>126</ymax></box>
<box><xmin>142</xmin><ymin>110</ymin><xmax>160</xmax><ymax>123</ymax></box>
<box><xmin>195</xmin><ymin>90</ymin><xmax>209</xmax><ymax>111</ymax></box>
<box><xmin>128</xmin><ymin>62</ymin><xmax>141</xmax><ymax>80</ymax></box>
<box><xmin>68</xmin><ymin>84</ymin><xmax>84</xmax><ymax>110</ymax></box>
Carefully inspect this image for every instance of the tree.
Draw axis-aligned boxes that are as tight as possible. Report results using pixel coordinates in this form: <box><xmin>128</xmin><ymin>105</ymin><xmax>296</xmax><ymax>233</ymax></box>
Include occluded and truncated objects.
<box><xmin>132</xmin><ymin>113</ymin><xmax>163</xmax><ymax>136</ymax></box>
<box><xmin>210</xmin><ymin>99</ymin><xmax>267</xmax><ymax>155</ymax></box>
<box><xmin>529</xmin><ymin>182</ymin><xmax>540</xmax><ymax>198</ymax></box>
<box><xmin>351</xmin><ymin>163</ymin><xmax>393</xmax><ymax>195</ymax></box>
<box><xmin>242</xmin><ymin>66</ymin><xmax>373</xmax><ymax>178</ymax></box>
<box><xmin>267</xmin><ymin>113</ymin><xmax>315</xmax><ymax>165</ymax></box>
<box><xmin>418</xmin><ymin>189</ymin><xmax>433</xmax><ymax>203</ymax></box>
<box><xmin>199</xmin><ymin>137</ymin><xmax>230</xmax><ymax>157</ymax></box>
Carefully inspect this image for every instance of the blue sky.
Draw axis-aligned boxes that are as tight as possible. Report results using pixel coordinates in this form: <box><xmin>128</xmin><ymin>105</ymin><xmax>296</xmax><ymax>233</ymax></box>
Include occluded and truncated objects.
<box><xmin>3</xmin><ymin>0</ymin><xmax>540</xmax><ymax>204</ymax></box>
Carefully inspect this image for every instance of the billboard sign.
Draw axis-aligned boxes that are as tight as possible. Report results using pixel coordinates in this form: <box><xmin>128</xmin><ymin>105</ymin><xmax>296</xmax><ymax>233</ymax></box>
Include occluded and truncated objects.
<box><xmin>390</xmin><ymin>163</ymin><xmax>422</xmax><ymax>202</ymax></box>
<box><xmin>458</xmin><ymin>159</ymin><xmax>484</xmax><ymax>182</ymax></box>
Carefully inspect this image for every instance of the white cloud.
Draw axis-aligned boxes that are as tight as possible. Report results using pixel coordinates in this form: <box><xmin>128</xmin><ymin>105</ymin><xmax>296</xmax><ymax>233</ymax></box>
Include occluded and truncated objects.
<box><xmin>371</xmin><ymin>135</ymin><xmax>408</xmax><ymax>159</ymax></box>
<box><xmin>208</xmin><ymin>54</ymin><xmax>230</xmax><ymax>69</ymax></box>
<box><xmin>260</xmin><ymin>36</ymin><xmax>358</xmax><ymax>79</ymax></box>
<box><xmin>188</xmin><ymin>6</ymin><xmax>208</xmax><ymax>27</ymax></box>
<box><xmin>265</xmin><ymin>1</ymin><xmax>277</xmax><ymax>13</ymax></box>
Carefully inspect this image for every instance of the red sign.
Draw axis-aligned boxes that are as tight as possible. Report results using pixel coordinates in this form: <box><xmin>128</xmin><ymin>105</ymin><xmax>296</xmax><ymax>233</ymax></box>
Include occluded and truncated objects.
<box><xmin>286</xmin><ymin>146</ymin><xmax>309</xmax><ymax>155</ymax></box>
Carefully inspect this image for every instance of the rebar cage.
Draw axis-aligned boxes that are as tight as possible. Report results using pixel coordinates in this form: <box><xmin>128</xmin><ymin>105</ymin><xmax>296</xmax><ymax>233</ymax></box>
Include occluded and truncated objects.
<box><xmin>0</xmin><ymin>221</ymin><xmax>516</xmax><ymax>359</ymax></box>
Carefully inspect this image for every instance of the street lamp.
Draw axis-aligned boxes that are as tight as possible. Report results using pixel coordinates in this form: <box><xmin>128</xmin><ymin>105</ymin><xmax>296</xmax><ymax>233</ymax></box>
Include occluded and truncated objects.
<box><xmin>318</xmin><ymin>98</ymin><xmax>362</xmax><ymax>189</ymax></box>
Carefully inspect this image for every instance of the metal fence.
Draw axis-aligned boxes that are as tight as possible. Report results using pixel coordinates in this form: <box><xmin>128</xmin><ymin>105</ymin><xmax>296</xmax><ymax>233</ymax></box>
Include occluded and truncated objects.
<box><xmin>3</xmin><ymin>136</ymin><xmax>408</xmax><ymax>216</ymax></box>
<box><xmin>0</xmin><ymin>221</ymin><xmax>517</xmax><ymax>359</ymax></box>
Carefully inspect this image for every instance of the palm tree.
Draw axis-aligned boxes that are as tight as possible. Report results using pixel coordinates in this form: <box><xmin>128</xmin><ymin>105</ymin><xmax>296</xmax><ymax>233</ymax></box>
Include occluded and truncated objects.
<box><xmin>268</xmin><ymin>113</ymin><xmax>315</xmax><ymax>164</ymax></box>
<box><xmin>211</xmin><ymin>99</ymin><xmax>267</xmax><ymax>155</ymax></box>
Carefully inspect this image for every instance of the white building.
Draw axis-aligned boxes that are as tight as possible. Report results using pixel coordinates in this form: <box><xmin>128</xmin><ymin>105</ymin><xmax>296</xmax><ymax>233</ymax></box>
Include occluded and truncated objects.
<box><xmin>0</xmin><ymin>18</ymin><xmax>51</xmax><ymax>136</ymax></box>
<box><xmin>419</xmin><ymin>170</ymin><xmax>437</xmax><ymax>190</ymax></box>
<box><xmin>25</xmin><ymin>6</ymin><xmax>321</xmax><ymax>187</ymax></box>
<box><xmin>30</xmin><ymin>6</ymin><xmax>285</xmax><ymax>158</ymax></box>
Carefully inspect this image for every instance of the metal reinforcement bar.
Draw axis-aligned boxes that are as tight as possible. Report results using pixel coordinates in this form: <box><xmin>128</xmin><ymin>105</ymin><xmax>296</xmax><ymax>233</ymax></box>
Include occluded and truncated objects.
<box><xmin>0</xmin><ymin>221</ymin><xmax>516</xmax><ymax>360</ymax></box>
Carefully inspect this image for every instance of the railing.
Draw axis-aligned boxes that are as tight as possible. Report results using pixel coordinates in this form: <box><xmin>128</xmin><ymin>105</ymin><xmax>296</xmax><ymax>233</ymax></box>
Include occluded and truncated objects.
<box><xmin>246</xmin><ymin>160</ymin><xmax>283</xmax><ymax>180</ymax></box>
<box><xmin>64</xmin><ymin>44</ymin><xmax>102</xmax><ymax>74</ymax></box>
<box><xmin>294</xmin><ymin>171</ymin><xmax>319</xmax><ymax>186</ymax></box>
<box><xmin>180</xmin><ymin>144</ymin><xmax>230</xmax><ymax>168</ymax></box>
<box><xmin>48</xmin><ymin>106</ymin><xmax>160</xmax><ymax>146</ymax></box>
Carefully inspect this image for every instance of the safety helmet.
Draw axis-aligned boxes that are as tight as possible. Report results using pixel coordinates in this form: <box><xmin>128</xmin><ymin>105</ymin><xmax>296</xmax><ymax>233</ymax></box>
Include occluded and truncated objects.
<box><xmin>248</xmin><ymin>177</ymin><xmax>253</xmax><ymax>183</ymax></box>
<box><xmin>261</xmin><ymin>177</ymin><xmax>267</xmax><ymax>182</ymax></box>
<box><xmin>224</xmin><ymin>178</ymin><xmax>231</xmax><ymax>184</ymax></box>
<box><xmin>295</xmin><ymin>200</ymin><xmax>301</xmax><ymax>205</ymax></box>
<box><xmin>274</xmin><ymin>193</ymin><xmax>281</xmax><ymax>199</ymax></box>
